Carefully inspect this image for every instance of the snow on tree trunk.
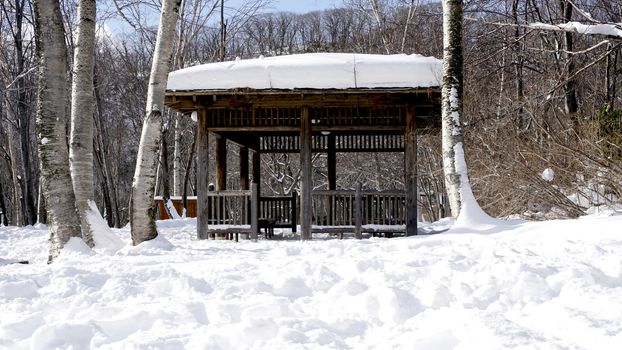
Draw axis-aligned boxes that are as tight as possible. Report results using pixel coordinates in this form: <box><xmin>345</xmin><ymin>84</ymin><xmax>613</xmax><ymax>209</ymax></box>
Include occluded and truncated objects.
<box><xmin>130</xmin><ymin>0</ymin><xmax>182</xmax><ymax>245</ymax></box>
<box><xmin>441</xmin><ymin>0</ymin><xmax>493</xmax><ymax>226</ymax></box>
<box><xmin>441</xmin><ymin>0</ymin><xmax>464</xmax><ymax>217</ymax></box>
<box><xmin>69</xmin><ymin>0</ymin><xmax>96</xmax><ymax>247</ymax></box>
<box><xmin>34</xmin><ymin>0</ymin><xmax>83</xmax><ymax>263</ymax></box>
<box><xmin>173</xmin><ymin>115</ymin><xmax>182</xmax><ymax>196</ymax></box>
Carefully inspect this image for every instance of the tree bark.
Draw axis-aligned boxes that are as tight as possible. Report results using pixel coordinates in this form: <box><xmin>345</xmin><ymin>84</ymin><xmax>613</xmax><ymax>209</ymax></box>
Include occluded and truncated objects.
<box><xmin>441</xmin><ymin>0</ymin><xmax>490</xmax><ymax>222</ymax></box>
<box><xmin>94</xmin><ymin>67</ymin><xmax>121</xmax><ymax>228</ymax></box>
<box><xmin>7</xmin><ymin>120</ymin><xmax>23</xmax><ymax>226</ymax></box>
<box><xmin>182</xmin><ymin>125</ymin><xmax>196</xmax><ymax>214</ymax></box>
<box><xmin>441</xmin><ymin>0</ymin><xmax>465</xmax><ymax>217</ymax></box>
<box><xmin>10</xmin><ymin>0</ymin><xmax>37</xmax><ymax>226</ymax></box>
<box><xmin>130</xmin><ymin>0</ymin><xmax>182</xmax><ymax>245</ymax></box>
<box><xmin>34</xmin><ymin>0</ymin><xmax>82</xmax><ymax>262</ymax></box>
<box><xmin>0</xmin><ymin>179</ymin><xmax>8</xmax><ymax>226</ymax></box>
<box><xmin>560</xmin><ymin>0</ymin><xmax>578</xmax><ymax>117</ymax></box>
<box><xmin>69</xmin><ymin>0</ymin><xmax>96</xmax><ymax>247</ymax></box>
<box><xmin>173</xmin><ymin>115</ymin><xmax>182</xmax><ymax>195</ymax></box>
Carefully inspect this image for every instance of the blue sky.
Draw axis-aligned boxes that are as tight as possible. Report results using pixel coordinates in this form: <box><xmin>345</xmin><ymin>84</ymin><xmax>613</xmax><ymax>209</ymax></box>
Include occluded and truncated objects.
<box><xmin>101</xmin><ymin>0</ymin><xmax>345</xmax><ymax>37</ymax></box>
<box><xmin>266</xmin><ymin>0</ymin><xmax>343</xmax><ymax>13</ymax></box>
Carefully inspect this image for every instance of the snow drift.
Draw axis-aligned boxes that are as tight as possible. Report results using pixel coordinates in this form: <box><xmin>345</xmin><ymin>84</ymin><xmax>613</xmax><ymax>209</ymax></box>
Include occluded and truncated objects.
<box><xmin>1</xmin><ymin>211</ymin><xmax>622</xmax><ymax>349</ymax></box>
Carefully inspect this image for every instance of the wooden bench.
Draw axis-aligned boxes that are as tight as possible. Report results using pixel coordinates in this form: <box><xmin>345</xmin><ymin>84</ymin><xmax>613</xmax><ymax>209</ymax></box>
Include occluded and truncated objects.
<box><xmin>202</xmin><ymin>225</ymin><xmax>251</xmax><ymax>242</ymax></box>
<box><xmin>311</xmin><ymin>225</ymin><xmax>405</xmax><ymax>239</ymax></box>
<box><xmin>258</xmin><ymin>218</ymin><xmax>277</xmax><ymax>239</ymax></box>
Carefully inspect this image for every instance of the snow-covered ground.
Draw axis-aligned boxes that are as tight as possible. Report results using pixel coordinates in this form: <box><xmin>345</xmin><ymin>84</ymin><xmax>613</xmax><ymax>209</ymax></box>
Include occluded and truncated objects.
<box><xmin>1</xmin><ymin>210</ymin><xmax>622</xmax><ymax>349</ymax></box>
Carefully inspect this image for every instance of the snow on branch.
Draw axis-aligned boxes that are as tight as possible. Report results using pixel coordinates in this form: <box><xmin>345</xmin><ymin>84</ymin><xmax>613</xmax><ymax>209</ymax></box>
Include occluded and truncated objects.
<box><xmin>529</xmin><ymin>21</ymin><xmax>622</xmax><ymax>39</ymax></box>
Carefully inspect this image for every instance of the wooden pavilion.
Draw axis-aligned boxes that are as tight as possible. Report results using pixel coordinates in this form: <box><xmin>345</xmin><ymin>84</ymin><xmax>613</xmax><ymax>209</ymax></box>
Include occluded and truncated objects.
<box><xmin>164</xmin><ymin>53</ymin><xmax>442</xmax><ymax>240</ymax></box>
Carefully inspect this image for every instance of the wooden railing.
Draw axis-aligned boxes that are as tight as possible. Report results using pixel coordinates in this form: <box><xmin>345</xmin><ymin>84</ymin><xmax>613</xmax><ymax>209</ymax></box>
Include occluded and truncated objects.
<box><xmin>259</xmin><ymin>193</ymin><xmax>297</xmax><ymax>232</ymax></box>
<box><xmin>205</xmin><ymin>190</ymin><xmax>251</xmax><ymax>226</ymax></box>
<box><xmin>193</xmin><ymin>185</ymin><xmax>405</xmax><ymax>240</ymax></box>
<box><xmin>312</xmin><ymin>186</ymin><xmax>406</xmax><ymax>238</ymax></box>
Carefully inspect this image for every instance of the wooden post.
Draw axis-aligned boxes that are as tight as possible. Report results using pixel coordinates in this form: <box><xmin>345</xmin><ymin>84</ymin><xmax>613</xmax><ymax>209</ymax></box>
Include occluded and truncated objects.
<box><xmin>251</xmin><ymin>182</ymin><xmax>259</xmax><ymax>241</ymax></box>
<box><xmin>252</xmin><ymin>150</ymin><xmax>260</xmax><ymax>185</ymax></box>
<box><xmin>405</xmin><ymin>106</ymin><xmax>417</xmax><ymax>236</ymax></box>
<box><xmin>215</xmin><ymin>135</ymin><xmax>227</xmax><ymax>190</ymax></box>
<box><xmin>291</xmin><ymin>191</ymin><xmax>297</xmax><ymax>233</ymax></box>
<box><xmin>197</xmin><ymin>110</ymin><xmax>209</xmax><ymax>239</ymax></box>
<box><xmin>300</xmin><ymin>106</ymin><xmax>312</xmax><ymax>240</ymax></box>
<box><xmin>327</xmin><ymin>134</ymin><xmax>336</xmax><ymax>225</ymax></box>
<box><xmin>214</xmin><ymin>135</ymin><xmax>227</xmax><ymax>239</ymax></box>
<box><xmin>355</xmin><ymin>182</ymin><xmax>362</xmax><ymax>239</ymax></box>
<box><xmin>327</xmin><ymin>134</ymin><xmax>336</xmax><ymax>190</ymax></box>
<box><xmin>239</xmin><ymin>146</ymin><xmax>249</xmax><ymax>190</ymax></box>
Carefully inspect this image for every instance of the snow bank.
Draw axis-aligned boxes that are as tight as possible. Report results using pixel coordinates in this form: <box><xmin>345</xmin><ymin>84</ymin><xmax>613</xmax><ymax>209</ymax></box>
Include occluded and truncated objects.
<box><xmin>87</xmin><ymin>201</ymin><xmax>125</xmax><ymax>253</ymax></box>
<box><xmin>1</xmin><ymin>214</ymin><xmax>622</xmax><ymax>349</ymax></box>
<box><xmin>167</xmin><ymin>53</ymin><xmax>442</xmax><ymax>91</ymax></box>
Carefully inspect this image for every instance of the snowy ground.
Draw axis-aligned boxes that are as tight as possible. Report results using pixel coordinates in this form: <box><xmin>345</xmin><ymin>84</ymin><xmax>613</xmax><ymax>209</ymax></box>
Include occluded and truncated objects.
<box><xmin>1</xmin><ymin>210</ymin><xmax>622</xmax><ymax>349</ymax></box>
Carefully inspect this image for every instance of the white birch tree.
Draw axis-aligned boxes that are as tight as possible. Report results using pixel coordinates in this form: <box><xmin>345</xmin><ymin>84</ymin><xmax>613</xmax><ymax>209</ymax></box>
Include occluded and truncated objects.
<box><xmin>69</xmin><ymin>0</ymin><xmax>96</xmax><ymax>247</ymax></box>
<box><xmin>130</xmin><ymin>0</ymin><xmax>182</xmax><ymax>245</ymax></box>
<box><xmin>34</xmin><ymin>0</ymin><xmax>82</xmax><ymax>262</ymax></box>
<box><xmin>441</xmin><ymin>0</ymin><xmax>489</xmax><ymax>222</ymax></box>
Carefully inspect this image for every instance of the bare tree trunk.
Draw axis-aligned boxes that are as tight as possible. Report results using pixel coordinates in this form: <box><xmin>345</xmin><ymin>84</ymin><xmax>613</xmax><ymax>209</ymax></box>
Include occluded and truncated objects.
<box><xmin>69</xmin><ymin>0</ymin><xmax>96</xmax><ymax>247</ymax></box>
<box><xmin>7</xmin><ymin>124</ymin><xmax>23</xmax><ymax>226</ymax></box>
<box><xmin>37</xmin><ymin>180</ymin><xmax>47</xmax><ymax>225</ymax></box>
<box><xmin>0</xmin><ymin>179</ymin><xmax>8</xmax><ymax>226</ymax></box>
<box><xmin>368</xmin><ymin>0</ymin><xmax>391</xmax><ymax>54</ymax></box>
<box><xmin>441</xmin><ymin>0</ymin><xmax>464</xmax><ymax>217</ymax></box>
<box><xmin>173</xmin><ymin>115</ymin><xmax>182</xmax><ymax>195</ymax></box>
<box><xmin>400</xmin><ymin>0</ymin><xmax>418</xmax><ymax>54</ymax></box>
<box><xmin>9</xmin><ymin>0</ymin><xmax>38</xmax><ymax>226</ymax></box>
<box><xmin>512</xmin><ymin>0</ymin><xmax>525</xmax><ymax>128</ymax></box>
<box><xmin>442</xmin><ymin>0</ymin><xmax>489</xmax><ymax>222</ymax></box>
<box><xmin>220</xmin><ymin>0</ymin><xmax>227</xmax><ymax>61</ymax></box>
<box><xmin>34</xmin><ymin>0</ymin><xmax>82</xmax><ymax>263</ymax></box>
<box><xmin>93</xmin><ymin>69</ymin><xmax>121</xmax><ymax>228</ymax></box>
<box><xmin>130</xmin><ymin>0</ymin><xmax>182</xmax><ymax>245</ymax></box>
<box><xmin>182</xmin><ymin>125</ymin><xmax>196</xmax><ymax>214</ymax></box>
<box><xmin>560</xmin><ymin>0</ymin><xmax>578</xmax><ymax>117</ymax></box>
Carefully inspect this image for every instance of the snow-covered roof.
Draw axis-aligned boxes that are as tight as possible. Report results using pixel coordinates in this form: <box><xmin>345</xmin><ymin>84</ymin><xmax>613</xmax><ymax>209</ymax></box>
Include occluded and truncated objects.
<box><xmin>166</xmin><ymin>53</ymin><xmax>442</xmax><ymax>91</ymax></box>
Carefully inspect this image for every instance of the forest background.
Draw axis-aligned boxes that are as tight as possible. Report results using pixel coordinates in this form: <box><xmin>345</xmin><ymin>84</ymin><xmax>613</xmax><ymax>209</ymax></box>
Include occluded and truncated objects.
<box><xmin>1</xmin><ymin>0</ymin><xmax>620</xmax><ymax>229</ymax></box>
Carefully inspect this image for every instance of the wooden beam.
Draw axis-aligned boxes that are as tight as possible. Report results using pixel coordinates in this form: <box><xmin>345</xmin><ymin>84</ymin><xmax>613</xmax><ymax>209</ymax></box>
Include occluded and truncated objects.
<box><xmin>215</xmin><ymin>135</ymin><xmax>227</xmax><ymax>190</ymax></box>
<box><xmin>165</xmin><ymin>88</ymin><xmax>441</xmax><ymax>110</ymax></box>
<box><xmin>239</xmin><ymin>146</ymin><xmax>249</xmax><ymax>190</ymax></box>
<box><xmin>405</xmin><ymin>105</ymin><xmax>417</xmax><ymax>236</ymax></box>
<box><xmin>215</xmin><ymin>133</ymin><xmax>259</xmax><ymax>152</ymax></box>
<box><xmin>300</xmin><ymin>106</ymin><xmax>312</xmax><ymax>241</ymax></box>
<box><xmin>208</xmin><ymin>125</ymin><xmax>406</xmax><ymax>133</ymax></box>
<box><xmin>197</xmin><ymin>110</ymin><xmax>209</xmax><ymax>239</ymax></box>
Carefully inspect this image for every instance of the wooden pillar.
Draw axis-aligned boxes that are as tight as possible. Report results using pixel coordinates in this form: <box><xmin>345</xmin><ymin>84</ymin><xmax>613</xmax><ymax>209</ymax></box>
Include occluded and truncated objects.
<box><xmin>405</xmin><ymin>106</ymin><xmax>417</xmax><ymax>236</ymax></box>
<box><xmin>215</xmin><ymin>135</ymin><xmax>227</xmax><ymax>190</ymax></box>
<box><xmin>300</xmin><ymin>106</ymin><xmax>312</xmax><ymax>240</ymax></box>
<box><xmin>251</xmin><ymin>182</ymin><xmax>259</xmax><ymax>241</ymax></box>
<box><xmin>327</xmin><ymin>134</ymin><xmax>336</xmax><ymax>225</ymax></box>
<box><xmin>197</xmin><ymin>110</ymin><xmax>209</xmax><ymax>239</ymax></box>
<box><xmin>251</xmin><ymin>149</ymin><xmax>261</xmax><ymax>240</ymax></box>
<box><xmin>252</xmin><ymin>150</ymin><xmax>260</xmax><ymax>185</ymax></box>
<box><xmin>327</xmin><ymin>134</ymin><xmax>336</xmax><ymax>190</ymax></box>
<box><xmin>355</xmin><ymin>182</ymin><xmax>362</xmax><ymax>239</ymax></box>
<box><xmin>239</xmin><ymin>146</ymin><xmax>249</xmax><ymax>190</ymax></box>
